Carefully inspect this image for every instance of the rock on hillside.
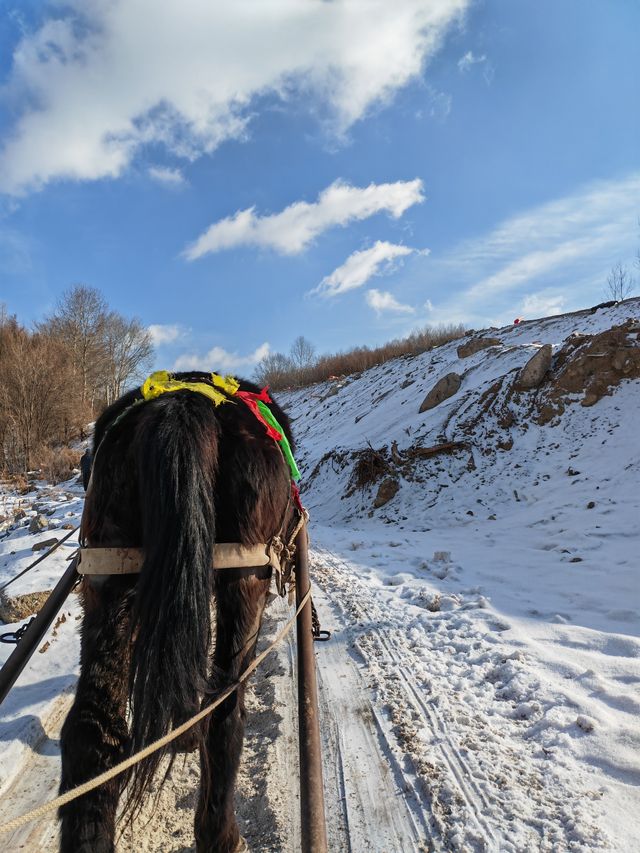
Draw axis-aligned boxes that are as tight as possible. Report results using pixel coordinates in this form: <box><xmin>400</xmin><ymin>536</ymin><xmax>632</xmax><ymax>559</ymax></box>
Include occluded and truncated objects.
<box><xmin>284</xmin><ymin>299</ymin><xmax>640</xmax><ymax>524</ymax></box>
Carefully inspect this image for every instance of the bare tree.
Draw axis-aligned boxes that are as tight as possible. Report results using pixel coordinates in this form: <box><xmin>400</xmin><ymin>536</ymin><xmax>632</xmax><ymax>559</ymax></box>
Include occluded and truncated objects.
<box><xmin>40</xmin><ymin>285</ymin><xmax>108</xmax><ymax>408</ymax></box>
<box><xmin>39</xmin><ymin>285</ymin><xmax>155</xmax><ymax>411</ymax></box>
<box><xmin>0</xmin><ymin>326</ymin><xmax>70</xmax><ymax>470</ymax></box>
<box><xmin>289</xmin><ymin>335</ymin><xmax>316</xmax><ymax>370</ymax></box>
<box><xmin>1</xmin><ymin>289</ymin><xmax>154</xmax><ymax>474</ymax></box>
<box><xmin>606</xmin><ymin>262</ymin><xmax>634</xmax><ymax>302</ymax></box>
<box><xmin>253</xmin><ymin>352</ymin><xmax>294</xmax><ymax>388</ymax></box>
<box><xmin>101</xmin><ymin>312</ymin><xmax>154</xmax><ymax>405</ymax></box>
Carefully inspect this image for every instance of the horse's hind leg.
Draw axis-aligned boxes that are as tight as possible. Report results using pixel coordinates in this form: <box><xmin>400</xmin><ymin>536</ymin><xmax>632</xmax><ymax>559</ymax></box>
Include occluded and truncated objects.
<box><xmin>59</xmin><ymin>579</ymin><xmax>132</xmax><ymax>853</ymax></box>
<box><xmin>195</xmin><ymin>570</ymin><xmax>271</xmax><ymax>853</ymax></box>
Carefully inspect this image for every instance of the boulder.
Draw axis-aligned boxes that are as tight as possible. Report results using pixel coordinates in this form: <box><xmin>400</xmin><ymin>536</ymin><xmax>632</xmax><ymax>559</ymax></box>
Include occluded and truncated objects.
<box><xmin>32</xmin><ymin>538</ymin><xmax>59</xmax><ymax>552</ymax></box>
<box><xmin>29</xmin><ymin>514</ymin><xmax>49</xmax><ymax>534</ymax></box>
<box><xmin>612</xmin><ymin>350</ymin><xmax>634</xmax><ymax>373</ymax></box>
<box><xmin>0</xmin><ymin>590</ymin><xmax>52</xmax><ymax>622</ymax></box>
<box><xmin>14</xmin><ymin>509</ymin><xmax>26</xmax><ymax>521</ymax></box>
<box><xmin>373</xmin><ymin>477</ymin><xmax>400</xmax><ymax>509</ymax></box>
<box><xmin>457</xmin><ymin>337</ymin><xmax>501</xmax><ymax>358</ymax></box>
<box><xmin>581</xmin><ymin>392</ymin><xmax>598</xmax><ymax>408</ymax></box>
<box><xmin>515</xmin><ymin>344</ymin><xmax>552</xmax><ymax>390</ymax></box>
<box><xmin>419</xmin><ymin>372</ymin><xmax>462</xmax><ymax>412</ymax></box>
<box><xmin>319</xmin><ymin>385</ymin><xmax>339</xmax><ymax>402</ymax></box>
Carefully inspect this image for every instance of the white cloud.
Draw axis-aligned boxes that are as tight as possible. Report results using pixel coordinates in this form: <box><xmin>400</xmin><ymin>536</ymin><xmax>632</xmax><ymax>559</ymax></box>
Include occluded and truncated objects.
<box><xmin>311</xmin><ymin>240</ymin><xmax>427</xmax><ymax>298</ymax></box>
<box><xmin>184</xmin><ymin>179</ymin><xmax>425</xmax><ymax>259</ymax></box>
<box><xmin>457</xmin><ymin>50</ymin><xmax>486</xmax><ymax>73</ymax></box>
<box><xmin>0</xmin><ymin>1</ymin><xmax>470</xmax><ymax>195</ymax></box>
<box><xmin>172</xmin><ymin>342</ymin><xmax>270</xmax><ymax>374</ymax></box>
<box><xmin>520</xmin><ymin>291</ymin><xmax>566</xmax><ymax>318</ymax></box>
<box><xmin>148</xmin><ymin>166</ymin><xmax>186</xmax><ymax>187</ymax></box>
<box><xmin>415</xmin><ymin>172</ymin><xmax>640</xmax><ymax>327</ymax></box>
<box><xmin>366</xmin><ymin>289</ymin><xmax>415</xmax><ymax>315</ymax></box>
<box><xmin>148</xmin><ymin>323</ymin><xmax>184</xmax><ymax>345</ymax></box>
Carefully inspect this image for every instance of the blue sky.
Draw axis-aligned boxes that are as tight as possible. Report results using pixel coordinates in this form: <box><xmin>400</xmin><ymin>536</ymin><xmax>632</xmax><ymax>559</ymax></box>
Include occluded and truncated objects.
<box><xmin>1</xmin><ymin>0</ymin><xmax>638</xmax><ymax>374</ymax></box>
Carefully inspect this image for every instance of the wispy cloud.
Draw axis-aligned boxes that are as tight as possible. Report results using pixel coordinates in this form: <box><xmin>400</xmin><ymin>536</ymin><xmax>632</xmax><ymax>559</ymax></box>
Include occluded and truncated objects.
<box><xmin>172</xmin><ymin>342</ymin><xmax>270</xmax><ymax>373</ymax></box>
<box><xmin>148</xmin><ymin>166</ymin><xmax>186</xmax><ymax>187</ymax></box>
<box><xmin>457</xmin><ymin>50</ymin><xmax>486</xmax><ymax>73</ymax></box>
<box><xmin>148</xmin><ymin>323</ymin><xmax>185</xmax><ymax>345</ymax></box>
<box><xmin>312</xmin><ymin>241</ymin><xmax>425</xmax><ymax>297</ymax></box>
<box><xmin>0</xmin><ymin>2</ymin><xmax>470</xmax><ymax>195</ymax></box>
<box><xmin>0</xmin><ymin>228</ymin><xmax>34</xmax><ymax>275</ymax></box>
<box><xmin>366</xmin><ymin>289</ymin><xmax>415</xmax><ymax>315</ymax></box>
<box><xmin>185</xmin><ymin>180</ymin><xmax>425</xmax><ymax>259</ymax></box>
<box><xmin>429</xmin><ymin>89</ymin><xmax>453</xmax><ymax>121</ymax></box>
<box><xmin>417</xmin><ymin>172</ymin><xmax>640</xmax><ymax>327</ymax></box>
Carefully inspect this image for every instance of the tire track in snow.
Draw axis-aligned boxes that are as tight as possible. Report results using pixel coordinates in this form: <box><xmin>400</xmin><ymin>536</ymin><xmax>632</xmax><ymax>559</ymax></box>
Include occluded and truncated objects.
<box><xmin>310</xmin><ymin>544</ymin><xmax>612</xmax><ymax>853</ymax></box>
<box><xmin>313</xmin><ymin>548</ymin><xmax>494</xmax><ymax>849</ymax></box>
<box><xmin>312</xmin><ymin>593</ymin><xmax>434</xmax><ymax>852</ymax></box>
<box><xmin>372</xmin><ymin>626</ymin><xmax>499</xmax><ymax>849</ymax></box>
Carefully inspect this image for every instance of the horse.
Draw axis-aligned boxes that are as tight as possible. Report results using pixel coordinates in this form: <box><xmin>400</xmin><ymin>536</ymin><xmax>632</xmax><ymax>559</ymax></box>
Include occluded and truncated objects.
<box><xmin>58</xmin><ymin>371</ymin><xmax>299</xmax><ymax>853</ymax></box>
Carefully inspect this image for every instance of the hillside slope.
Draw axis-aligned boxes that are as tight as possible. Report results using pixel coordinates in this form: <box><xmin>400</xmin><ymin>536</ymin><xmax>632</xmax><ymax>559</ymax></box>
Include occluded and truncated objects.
<box><xmin>283</xmin><ymin>299</ymin><xmax>640</xmax><ymax>850</ymax></box>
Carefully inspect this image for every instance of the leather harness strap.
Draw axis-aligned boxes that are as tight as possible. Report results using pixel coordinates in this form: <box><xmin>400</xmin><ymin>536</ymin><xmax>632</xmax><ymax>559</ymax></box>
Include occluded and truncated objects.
<box><xmin>77</xmin><ymin>543</ymin><xmax>274</xmax><ymax>575</ymax></box>
<box><xmin>78</xmin><ymin>506</ymin><xmax>309</xmax><ymax>599</ymax></box>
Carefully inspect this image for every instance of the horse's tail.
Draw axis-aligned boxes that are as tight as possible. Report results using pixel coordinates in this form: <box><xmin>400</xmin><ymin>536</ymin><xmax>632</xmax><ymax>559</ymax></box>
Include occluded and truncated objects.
<box><xmin>126</xmin><ymin>392</ymin><xmax>219</xmax><ymax>812</ymax></box>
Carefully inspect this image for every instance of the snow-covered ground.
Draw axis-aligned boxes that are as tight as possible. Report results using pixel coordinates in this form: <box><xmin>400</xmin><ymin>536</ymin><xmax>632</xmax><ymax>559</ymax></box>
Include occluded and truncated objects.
<box><xmin>0</xmin><ymin>300</ymin><xmax>638</xmax><ymax>851</ymax></box>
<box><xmin>0</xmin><ymin>481</ymin><xmax>83</xmax><ymax>798</ymax></box>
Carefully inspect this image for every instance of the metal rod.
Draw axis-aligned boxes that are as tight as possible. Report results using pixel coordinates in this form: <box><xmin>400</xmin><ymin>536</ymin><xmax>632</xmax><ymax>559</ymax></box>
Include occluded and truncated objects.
<box><xmin>295</xmin><ymin>526</ymin><xmax>328</xmax><ymax>853</ymax></box>
<box><xmin>0</xmin><ymin>556</ymin><xmax>79</xmax><ymax>706</ymax></box>
<box><xmin>0</xmin><ymin>526</ymin><xmax>79</xmax><ymax>594</ymax></box>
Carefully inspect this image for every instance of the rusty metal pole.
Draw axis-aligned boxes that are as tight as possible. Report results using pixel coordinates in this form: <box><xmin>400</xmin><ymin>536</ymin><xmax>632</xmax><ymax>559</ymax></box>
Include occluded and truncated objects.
<box><xmin>0</xmin><ymin>556</ymin><xmax>79</xmax><ymax>706</ymax></box>
<box><xmin>294</xmin><ymin>525</ymin><xmax>328</xmax><ymax>853</ymax></box>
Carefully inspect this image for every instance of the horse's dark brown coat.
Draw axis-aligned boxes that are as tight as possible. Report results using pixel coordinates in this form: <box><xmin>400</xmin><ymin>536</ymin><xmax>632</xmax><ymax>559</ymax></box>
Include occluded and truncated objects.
<box><xmin>58</xmin><ymin>374</ymin><xmax>294</xmax><ymax>853</ymax></box>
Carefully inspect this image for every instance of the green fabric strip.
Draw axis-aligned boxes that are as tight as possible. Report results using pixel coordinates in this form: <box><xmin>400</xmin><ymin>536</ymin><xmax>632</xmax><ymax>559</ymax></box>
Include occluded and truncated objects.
<box><xmin>256</xmin><ymin>401</ymin><xmax>301</xmax><ymax>481</ymax></box>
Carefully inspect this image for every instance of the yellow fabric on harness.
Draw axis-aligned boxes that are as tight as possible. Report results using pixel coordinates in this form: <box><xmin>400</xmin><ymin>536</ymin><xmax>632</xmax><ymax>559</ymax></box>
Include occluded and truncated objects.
<box><xmin>141</xmin><ymin>370</ymin><xmax>240</xmax><ymax>407</ymax></box>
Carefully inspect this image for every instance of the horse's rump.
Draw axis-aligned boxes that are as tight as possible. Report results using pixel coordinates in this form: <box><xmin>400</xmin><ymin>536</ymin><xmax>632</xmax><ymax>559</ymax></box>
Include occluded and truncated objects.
<box><xmin>79</xmin><ymin>374</ymin><xmax>293</xmax><ymax>814</ymax></box>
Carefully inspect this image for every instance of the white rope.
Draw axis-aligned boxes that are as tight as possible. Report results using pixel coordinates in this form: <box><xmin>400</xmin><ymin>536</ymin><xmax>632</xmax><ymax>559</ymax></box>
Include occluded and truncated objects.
<box><xmin>0</xmin><ymin>586</ymin><xmax>311</xmax><ymax>836</ymax></box>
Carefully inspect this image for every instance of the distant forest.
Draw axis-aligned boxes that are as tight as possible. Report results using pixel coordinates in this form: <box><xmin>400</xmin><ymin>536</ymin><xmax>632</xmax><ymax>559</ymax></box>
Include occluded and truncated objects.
<box><xmin>0</xmin><ymin>282</ymin><xmax>467</xmax><ymax>482</ymax></box>
<box><xmin>0</xmin><ymin>286</ymin><xmax>153</xmax><ymax>479</ymax></box>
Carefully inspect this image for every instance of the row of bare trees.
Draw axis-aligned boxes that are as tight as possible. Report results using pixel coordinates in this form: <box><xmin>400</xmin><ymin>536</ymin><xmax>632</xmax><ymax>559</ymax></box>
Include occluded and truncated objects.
<box><xmin>0</xmin><ymin>286</ymin><xmax>153</xmax><ymax>475</ymax></box>
<box><xmin>254</xmin><ymin>326</ymin><xmax>466</xmax><ymax>391</ymax></box>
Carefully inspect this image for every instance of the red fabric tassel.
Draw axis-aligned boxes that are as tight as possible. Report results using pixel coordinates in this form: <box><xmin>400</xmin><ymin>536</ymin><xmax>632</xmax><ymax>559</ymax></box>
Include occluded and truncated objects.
<box><xmin>291</xmin><ymin>481</ymin><xmax>305</xmax><ymax>513</ymax></box>
<box><xmin>236</xmin><ymin>388</ymin><xmax>282</xmax><ymax>441</ymax></box>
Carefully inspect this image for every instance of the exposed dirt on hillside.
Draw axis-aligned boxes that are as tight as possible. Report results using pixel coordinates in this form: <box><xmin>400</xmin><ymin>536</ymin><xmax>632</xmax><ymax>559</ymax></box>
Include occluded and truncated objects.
<box><xmin>0</xmin><ymin>590</ymin><xmax>52</xmax><ymax>623</ymax></box>
<box><xmin>536</xmin><ymin>320</ymin><xmax>640</xmax><ymax>423</ymax></box>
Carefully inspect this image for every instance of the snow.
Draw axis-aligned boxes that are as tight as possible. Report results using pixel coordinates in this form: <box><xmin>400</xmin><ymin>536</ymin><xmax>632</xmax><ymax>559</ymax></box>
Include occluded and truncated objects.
<box><xmin>0</xmin><ymin>479</ymin><xmax>84</xmax><ymax>796</ymax></box>
<box><xmin>0</xmin><ymin>300</ymin><xmax>638</xmax><ymax>851</ymax></box>
<box><xmin>283</xmin><ymin>300</ymin><xmax>640</xmax><ymax>851</ymax></box>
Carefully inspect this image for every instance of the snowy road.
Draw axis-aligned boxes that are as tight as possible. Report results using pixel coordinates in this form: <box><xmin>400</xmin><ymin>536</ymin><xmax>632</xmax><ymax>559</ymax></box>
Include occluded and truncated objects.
<box><xmin>0</xmin><ymin>549</ymin><xmax>437</xmax><ymax>852</ymax></box>
<box><xmin>0</xmin><ymin>532</ymin><xmax>638</xmax><ymax>852</ymax></box>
